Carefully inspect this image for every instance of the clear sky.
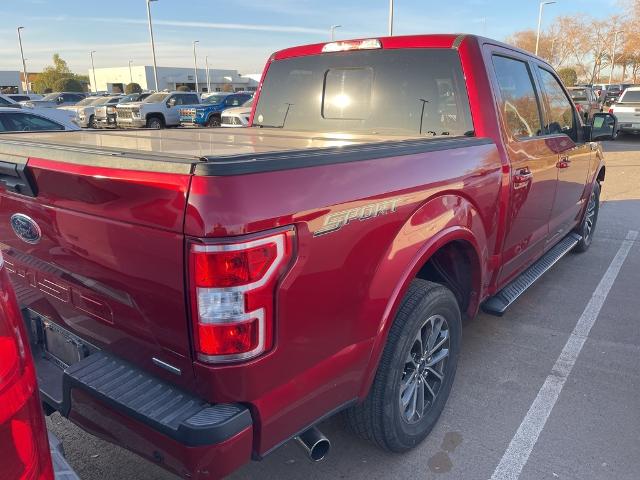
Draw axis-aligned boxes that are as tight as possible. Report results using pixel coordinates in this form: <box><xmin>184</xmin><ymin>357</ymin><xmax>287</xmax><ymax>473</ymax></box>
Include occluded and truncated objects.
<box><xmin>0</xmin><ymin>0</ymin><xmax>621</xmax><ymax>76</ymax></box>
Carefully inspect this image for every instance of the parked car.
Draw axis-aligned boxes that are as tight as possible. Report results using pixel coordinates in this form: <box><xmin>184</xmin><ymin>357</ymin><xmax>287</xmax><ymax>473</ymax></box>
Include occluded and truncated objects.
<box><xmin>0</xmin><ymin>34</ymin><xmax>615</xmax><ymax>480</ymax></box>
<box><xmin>567</xmin><ymin>86</ymin><xmax>601</xmax><ymax>121</ymax></box>
<box><xmin>609</xmin><ymin>86</ymin><xmax>640</xmax><ymax>135</ymax></box>
<box><xmin>21</xmin><ymin>92</ymin><xmax>86</xmax><ymax>109</ymax></box>
<box><xmin>603</xmin><ymin>84</ymin><xmax>623</xmax><ymax>106</ymax></box>
<box><xmin>221</xmin><ymin>98</ymin><xmax>254</xmax><ymax>127</ymax></box>
<box><xmin>95</xmin><ymin>92</ymin><xmax>152</xmax><ymax>128</ymax></box>
<box><xmin>6</xmin><ymin>93</ymin><xmax>43</xmax><ymax>102</ymax></box>
<box><xmin>180</xmin><ymin>92</ymin><xmax>252</xmax><ymax>127</ymax></box>
<box><xmin>116</xmin><ymin>91</ymin><xmax>200</xmax><ymax>129</ymax></box>
<box><xmin>77</xmin><ymin>96</ymin><xmax>123</xmax><ymax>128</ymax></box>
<box><xmin>0</xmin><ymin>94</ymin><xmax>21</xmax><ymax>108</ymax></box>
<box><xmin>0</xmin><ymin>107</ymin><xmax>80</xmax><ymax>132</ymax></box>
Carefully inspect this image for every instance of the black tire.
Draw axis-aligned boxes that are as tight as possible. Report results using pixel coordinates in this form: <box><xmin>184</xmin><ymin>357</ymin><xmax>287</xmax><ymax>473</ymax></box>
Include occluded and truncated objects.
<box><xmin>88</xmin><ymin>115</ymin><xmax>97</xmax><ymax>129</ymax></box>
<box><xmin>344</xmin><ymin>279</ymin><xmax>461</xmax><ymax>452</ymax></box>
<box><xmin>574</xmin><ymin>181</ymin><xmax>600</xmax><ymax>253</ymax></box>
<box><xmin>206</xmin><ymin>115</ymin><xmax>221</xmax><ymax>127</ymax></box>
<box><xmin>146</xmin><ymin>116</ymin><xmax>164</xmax><ymax>129</ymax></box>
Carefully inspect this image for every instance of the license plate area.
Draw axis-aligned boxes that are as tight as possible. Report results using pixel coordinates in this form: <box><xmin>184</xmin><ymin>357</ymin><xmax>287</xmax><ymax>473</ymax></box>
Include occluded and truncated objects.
<box><xmin>26</xmin><ymin>310</ymin><xmax>95</xmax><ymax>369</ymax></box>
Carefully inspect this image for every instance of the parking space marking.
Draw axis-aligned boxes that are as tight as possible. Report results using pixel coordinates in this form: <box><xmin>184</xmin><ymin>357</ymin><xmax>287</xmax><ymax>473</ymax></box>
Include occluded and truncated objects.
<box><xmin>490</xmin><ymin>230</ymin><xmax>639</xmax><ymax>480</ymax></box>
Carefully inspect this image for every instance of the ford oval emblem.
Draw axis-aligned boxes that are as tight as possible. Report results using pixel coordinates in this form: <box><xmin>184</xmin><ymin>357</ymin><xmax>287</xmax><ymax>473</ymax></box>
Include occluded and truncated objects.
<box><xmin>10</xmin><ymin>214</ymin><xmax>42</xmax><ymax>245</ymax></box>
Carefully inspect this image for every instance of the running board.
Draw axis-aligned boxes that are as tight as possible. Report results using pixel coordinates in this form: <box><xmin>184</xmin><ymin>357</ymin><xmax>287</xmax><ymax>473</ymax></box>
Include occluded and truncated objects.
<box><xmin>482</xmin><ymin>233</ymin><xmax>581</xmax><ymax>316</ymax></box>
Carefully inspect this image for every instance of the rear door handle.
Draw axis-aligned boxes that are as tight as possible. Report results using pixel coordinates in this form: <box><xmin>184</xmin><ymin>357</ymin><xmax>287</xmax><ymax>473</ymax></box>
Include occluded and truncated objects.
<box><xmin>557</xmin><ymin>156</ymin><xmax>571</xmax><ymax>169</ymax></box>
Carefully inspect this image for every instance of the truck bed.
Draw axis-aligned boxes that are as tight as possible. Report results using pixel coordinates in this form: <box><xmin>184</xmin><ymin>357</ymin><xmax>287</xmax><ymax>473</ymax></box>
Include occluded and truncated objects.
<box><xmin>0</xmin><ymin>129</ymin><xmax>486</xmax><ymax>176</ymax></box>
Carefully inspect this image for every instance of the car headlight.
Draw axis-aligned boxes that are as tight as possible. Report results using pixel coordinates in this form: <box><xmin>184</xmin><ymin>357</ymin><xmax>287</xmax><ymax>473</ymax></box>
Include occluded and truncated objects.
<box><xmin>196</xmin><ymin>110</ymin><xmax>205</xmax><ymax>118</ymax></box>
<box><xmin>107</xmin><ymin>106</ymin><xmax>116</xmax><ymax>114</ymax></box>
<box><xmin>132</xmin><ymin>110</ymin><xmax>141</xmax><ymax>118</ymax></box>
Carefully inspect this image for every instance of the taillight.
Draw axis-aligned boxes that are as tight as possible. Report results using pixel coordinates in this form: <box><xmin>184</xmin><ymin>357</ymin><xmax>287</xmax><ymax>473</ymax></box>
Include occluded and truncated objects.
<box><xmin>189</xmin><ymin>229</ymin><xmax>294</xmax><ymax>363</ymax></box>
<box><xmin>0</xmin><ymin>252</ymin><xmax>53</xmax><ymax>480</ymax></box>
<box><xmin>608</xmin><ymin>108</ymin><xmax>614</xmax><ymax>114</ymax></box>
<box><xmin>575</xmin><ymin>104</ymin><xmax>582</xmax><ymax>112</ymax></box>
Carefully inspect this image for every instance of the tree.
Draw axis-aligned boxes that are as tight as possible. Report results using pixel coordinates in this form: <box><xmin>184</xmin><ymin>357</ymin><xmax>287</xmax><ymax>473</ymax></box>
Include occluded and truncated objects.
<box><xmin>557</xmin><ymin>68</ymin><xmax>578</xmax><ymax>86</ymax></box>
<box><xmin>125</xmin><ymin>82</ymin><xmax>142</xmax><ymax>94</ymax></box>
<box><xmin>33</xmin><ymin>54</ymin><xmax>87</xmax><ymax>93</ymax></box>
<box><xmin>177</xmin><ymin>85</ymin><xmax>190</xmax><ymax>92</ymax></box>
<box><xmin>53</xmin><ymin>77</ymin><xmax>83</xmax><ymax>92</ymax></box>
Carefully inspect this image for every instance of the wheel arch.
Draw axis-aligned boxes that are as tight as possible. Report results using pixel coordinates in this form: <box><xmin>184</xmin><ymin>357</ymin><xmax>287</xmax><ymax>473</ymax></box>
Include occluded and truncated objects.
<box><xmin>357</xmin><ymin>194</ymin><xmax>488</xmax><ymax>399</ymax></box>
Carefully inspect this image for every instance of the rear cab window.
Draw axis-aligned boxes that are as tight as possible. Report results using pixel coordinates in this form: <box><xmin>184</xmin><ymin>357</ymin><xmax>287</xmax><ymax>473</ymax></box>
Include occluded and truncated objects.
<box><xmin>620</xmin><ymin>90</ymin><xmax>640</xmax><ymax>103</ymax></box>
<box><xmin>254</xmin><ymin>48</ymin><xmax>474</xmax><ymax>137</ymax></box>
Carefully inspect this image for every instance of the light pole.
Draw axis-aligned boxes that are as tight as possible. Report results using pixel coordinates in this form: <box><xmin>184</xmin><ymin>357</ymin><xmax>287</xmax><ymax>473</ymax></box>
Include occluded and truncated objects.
<box><xmin>205</xmin><ymin>55</ymin><xmax>210</xmax><ymax>93</ymax></box>
<box><xmin>128</xmin><ymin>60</ymin><xmax>133</xmax><ymax>84</ymax></box>
<box><xmin>609</xmin><ymin>30</ymin><xmax>623</xmax><ymax>84</ymax></box>
<box><xmin>388</xmin><ymin>0</ymin><xmax>394</xmax><ymax>36</ymax></box>
<box><xmin>146</xmin><ymin>0</ymin><xmax>159</xmax><ymax>91</ymax></box>
<box><xmin>17</xmin><ymin>27</ymin><xmax>29</xmax><ymax>94</ymax></box>
<box><xmin>90</xmin><ymin>50</ymin><xmax>97</xmax><ymax>93</ymax></box>
<box><xmin>192</xmin><ymin>40</ymin><xmax>199</xmax><ymax>93</ymax></box>
<box><xmin>535</xmin><ymin>1</ymin><xmax>556</xmax><ymax>56</ymax></box>
<box><xmin>330</xmin><ymin>24</ymin><xmax>342</xmax><ymax>41</ymax></box>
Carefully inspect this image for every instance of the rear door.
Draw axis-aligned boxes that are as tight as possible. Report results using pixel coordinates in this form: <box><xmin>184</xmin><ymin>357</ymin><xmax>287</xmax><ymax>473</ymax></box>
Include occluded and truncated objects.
<box><xmin>488</xmin><ymin>51</ymin><xmax>559</xmax><ymax>285</ymax></box>
<box><xmin>535</xmin><ymin>66</ymin><xmax>592</xmax><ymax>245</ymax></box>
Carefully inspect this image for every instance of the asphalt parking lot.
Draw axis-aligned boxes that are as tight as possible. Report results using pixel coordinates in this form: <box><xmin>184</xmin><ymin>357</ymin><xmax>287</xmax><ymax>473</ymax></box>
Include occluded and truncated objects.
<box><xmin>47</xmin><ymin>134</ymin><xmax>640</xmax><ymax>480</ymax></box>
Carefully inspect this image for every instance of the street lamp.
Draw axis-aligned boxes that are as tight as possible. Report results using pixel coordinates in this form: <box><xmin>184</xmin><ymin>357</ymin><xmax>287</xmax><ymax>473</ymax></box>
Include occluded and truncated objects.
<box><xmin>192</xmin><ymin>40</ymin><xmax>200</xmax><ymax>93</ymax></box>
<box><xmin>17</xmin><ymin>27</ymin><xmax>29</xmax><ymax>94</ymax></box>
<box><xmin>535</xmin><ymin>1</ymin><xmax>556</xmax><ymax>56</ymax></box>
<box><xmin>609</xmin><ymin>30</ymin><xmax>623</xmax><ymax>84</ymax></box>
<box><xmin>205</xmin><ymin>55</ymin><xmax>210</xmax><ymax>93</ymax></box>
<box><xmin>330</xmin><ymin>24</ymin><xmax>342</xmax><ymax>41</ymax></box>
<box><xmin>90</xmin><ymin>50</ymin><xmax>97</xmax><ymax>93</ymax></box>
<box><xmin>146</xmin><ymin>0</ymin><xmax>159</xmax><ymax>92</ymax></box>
<box><xmin>128</xmin><ymin>60</ymin><xmax>134</xmax><ymax>84</ymax></box>
<box><xmin>388</xmin><ymin>0</ymin><xmax>394</xmax><ymax>36</ymax></box>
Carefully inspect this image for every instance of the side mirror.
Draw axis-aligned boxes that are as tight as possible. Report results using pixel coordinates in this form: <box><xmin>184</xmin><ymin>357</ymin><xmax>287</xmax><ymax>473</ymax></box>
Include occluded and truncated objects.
<box><xmin>167</xmin><ymin>98</ymin><xmax>176</xmax><ymax>108</ymax></box>
<box><xmin>57</xmin><ymin>97</ymin><xmax>64</xmax><ymax>104</ymax></box>
<box><xmin>590</xmin><ymin>113</ymin><xmax>618</xmax><ymax>141</ymax></box>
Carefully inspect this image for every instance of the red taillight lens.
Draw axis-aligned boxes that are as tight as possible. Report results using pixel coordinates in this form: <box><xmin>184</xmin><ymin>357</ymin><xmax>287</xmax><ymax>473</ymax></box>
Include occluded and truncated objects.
<box><xmin>575</xmin><ymin>104</ymin><xmax>582</xmax><ymax>111</ymax></box>
<box><xmin>194</xmin><ymin>243</ymin><xmax>278</xmax><ymax>288</ymax></box>
<box><xmin>608</xmin><ymin>108</ymin><xmax>614</xmax><ymax>114</ymax></box>
<box><xmin>189</xmin><ymin>230</ymin><xmax>294</xmax><ymax>362</ymax></box>
<box><xmin>0</xmin><ymin>253</ymin><xmax>54</xmax><ymax>480</ymax></box>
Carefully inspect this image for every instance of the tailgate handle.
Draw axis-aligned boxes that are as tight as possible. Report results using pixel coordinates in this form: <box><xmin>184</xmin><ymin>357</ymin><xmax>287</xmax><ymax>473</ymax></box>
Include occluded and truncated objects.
<box><xmin>0</xmin><ymin>160</ymin><xmax>37</xmax><ymax>197</ymax></box>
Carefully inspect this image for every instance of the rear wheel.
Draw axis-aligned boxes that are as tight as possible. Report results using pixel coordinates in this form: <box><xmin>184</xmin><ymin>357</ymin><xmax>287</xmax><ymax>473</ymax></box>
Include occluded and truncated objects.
<box><xmin>89</xmin><ymin>115</ymin><xmax>97</xmax><ymax>129</ymax></box>
<box><xmin>344</xmin><ymin>279</ymin><xmax>461</xmax><ymax>452</ymax></box>
<box><xmin>146</xmin><ymin>116</ymin><xmax>164</xmax><ymax>129</ymax></box>
<box><xmin>574</xmin><ymin>181</ymin><xmax>600</xmax><ymax>253</ymax></box>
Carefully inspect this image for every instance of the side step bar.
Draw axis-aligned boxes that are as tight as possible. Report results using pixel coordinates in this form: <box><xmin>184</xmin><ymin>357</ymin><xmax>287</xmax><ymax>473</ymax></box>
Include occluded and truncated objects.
<box><xmin>482</xmin><ymin>233</ymin><xmax>581</xmax><ymax>316</ymax></box>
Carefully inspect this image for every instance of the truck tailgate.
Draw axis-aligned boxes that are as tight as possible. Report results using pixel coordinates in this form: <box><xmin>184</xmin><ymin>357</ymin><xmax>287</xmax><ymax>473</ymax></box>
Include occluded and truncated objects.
<box><xmin>0</xmin><ymin>153</ymin><xmax>197</xmax><ymax>387</ymax></box>
<box><xmin>612</xmin><ymin>103</ymin><xmax>640</xmax><ymax>124</ymax></box>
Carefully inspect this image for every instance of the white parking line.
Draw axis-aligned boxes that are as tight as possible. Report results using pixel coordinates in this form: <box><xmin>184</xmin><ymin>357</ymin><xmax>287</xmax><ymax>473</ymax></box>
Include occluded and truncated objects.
<box><xmin>490</xmin><ymin>230</ymin><xmax>639</xmax><ymax>480</ymax></box>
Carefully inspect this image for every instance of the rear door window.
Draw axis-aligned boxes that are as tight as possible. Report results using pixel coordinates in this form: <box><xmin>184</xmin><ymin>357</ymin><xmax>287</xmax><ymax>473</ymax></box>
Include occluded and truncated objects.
<box><xmin>254</xmin><ymin>48</ymin><xmax>473</xmax><ymax>136</ymax></box>
<box><xmin>492</xmin><ymin>55</ymin><xmax>543</xmax><ymax>139</ymax></box>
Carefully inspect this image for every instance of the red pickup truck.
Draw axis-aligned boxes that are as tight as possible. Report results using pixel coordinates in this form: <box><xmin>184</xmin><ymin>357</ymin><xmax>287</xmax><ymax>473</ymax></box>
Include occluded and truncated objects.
<box><xmin>0</xmin><ymin>34</ymin><xmax>617</xmax><ymax>479</ymax></box>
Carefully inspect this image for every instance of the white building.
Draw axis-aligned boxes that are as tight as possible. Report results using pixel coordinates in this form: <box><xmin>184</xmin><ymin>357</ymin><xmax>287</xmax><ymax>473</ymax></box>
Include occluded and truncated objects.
<box><xmin>89</xmin><ymin>65</ymin><xmax>258</xmax><ymax>93</ymax></box>
<box><xmin>0</xmin><ymin>71</ymin><xmax>23</xmax><ymax>93</ymax></box>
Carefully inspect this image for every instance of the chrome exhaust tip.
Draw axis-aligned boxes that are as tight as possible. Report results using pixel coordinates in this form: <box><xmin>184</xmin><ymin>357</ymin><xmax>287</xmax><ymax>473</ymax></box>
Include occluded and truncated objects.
<box><xmin>295</xmin><ymin>427</ymin><xmax>331</xmax><ymax>462</ymax></box>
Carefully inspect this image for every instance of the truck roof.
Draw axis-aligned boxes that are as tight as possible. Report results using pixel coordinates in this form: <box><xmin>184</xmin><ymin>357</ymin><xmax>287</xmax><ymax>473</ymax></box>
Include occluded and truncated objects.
<box><xmin>0</xmin><ymin>128</ymin><xmax>441</xmax><ymax>175</ymax></box>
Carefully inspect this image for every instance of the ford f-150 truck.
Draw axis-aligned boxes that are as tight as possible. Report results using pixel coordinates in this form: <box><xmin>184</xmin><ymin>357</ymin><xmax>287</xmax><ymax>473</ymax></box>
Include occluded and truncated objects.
<box><xmin>0</xmin><ymin>34</ymin><xmax>616</xmax><ymax>479</ymax></box>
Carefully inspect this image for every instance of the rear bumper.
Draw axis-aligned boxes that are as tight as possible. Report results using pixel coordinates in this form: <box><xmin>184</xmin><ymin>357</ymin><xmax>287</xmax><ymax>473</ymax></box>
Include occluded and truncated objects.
<box><xmin>28</xmin><ymin>313</ymin><xmax>253</xmax><ymax>478</ymax></box>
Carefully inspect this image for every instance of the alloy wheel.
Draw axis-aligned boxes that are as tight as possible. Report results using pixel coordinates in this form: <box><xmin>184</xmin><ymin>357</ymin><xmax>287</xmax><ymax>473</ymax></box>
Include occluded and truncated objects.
<box><xmin>399</xmin><ymin>314</ymin><xmax>450</xmax><ymax>424</ymax></box>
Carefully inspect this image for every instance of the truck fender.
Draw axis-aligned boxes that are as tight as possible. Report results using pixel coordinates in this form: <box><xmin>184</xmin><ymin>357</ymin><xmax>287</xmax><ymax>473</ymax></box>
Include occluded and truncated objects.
<box><xmin>357</xmin><ymin>194</ymin><xmax>488</xmax><ymax>399</ymax></box>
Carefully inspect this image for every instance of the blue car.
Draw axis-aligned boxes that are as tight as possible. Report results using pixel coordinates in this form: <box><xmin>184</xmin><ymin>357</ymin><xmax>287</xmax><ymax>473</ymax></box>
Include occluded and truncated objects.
<box><xmin>179</xmin><ymin>92</ymin><xmax>253</xmax><ymax>127</ymax></box>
